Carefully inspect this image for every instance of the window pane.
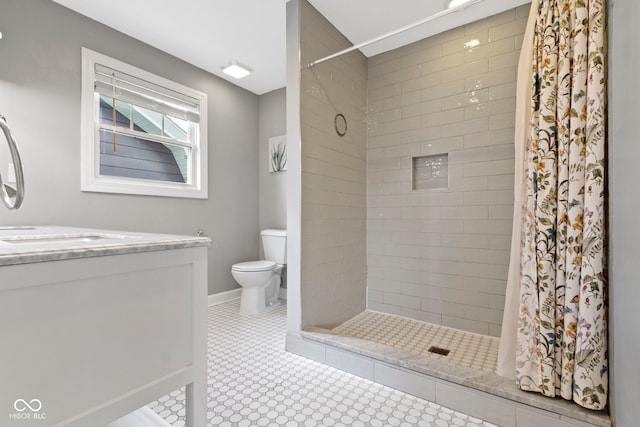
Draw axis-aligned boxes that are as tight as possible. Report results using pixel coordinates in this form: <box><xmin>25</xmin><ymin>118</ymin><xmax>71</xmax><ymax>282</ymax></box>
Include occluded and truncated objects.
<box><xmin>115</xmin><ymin>100</ymin><xmax>132</xmax><ymax>128</ymax></box>
<box><xmin>164</xmin><ymin>116</ymin><xmax>189</xmax><ymax>142</ymax></box>
<box><xmin>100</xmin><ymin>96</ymin><xmax>135</xmax><ymax>129</ymax></box>
<box><xmin>99</xmin><ymin>95</ymin><xmax>114</xmax><ymax>126</ymax></box>
<box><xmin>131</xmin><ymin>106</ymin><xmax>163</xmax><ymax>136</ymax></box>
<box><xmin>99</xmin><ymin>129</ymin><xmax>190</xmax><ymax>183</ymax></box>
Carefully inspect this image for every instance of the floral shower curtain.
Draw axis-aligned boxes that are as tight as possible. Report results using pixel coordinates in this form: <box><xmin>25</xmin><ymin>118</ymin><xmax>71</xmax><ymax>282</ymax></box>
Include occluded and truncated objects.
<box><xmin>515</xmin><ymin>0</ymin><xmax>607</xmax><ymax>411</ymax></box>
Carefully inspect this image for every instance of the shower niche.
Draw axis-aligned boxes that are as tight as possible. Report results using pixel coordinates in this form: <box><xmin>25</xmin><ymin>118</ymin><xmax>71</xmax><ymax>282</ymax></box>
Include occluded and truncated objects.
<box><xmin>412</xmin><ymin>153</ymin><xmax>448</xmax><ymax>190</ymax></box>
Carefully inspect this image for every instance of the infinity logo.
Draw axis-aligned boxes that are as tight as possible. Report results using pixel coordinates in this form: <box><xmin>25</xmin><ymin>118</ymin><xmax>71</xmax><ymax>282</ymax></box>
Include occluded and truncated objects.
<box><xmin>13</xmin><ymin>399</ymin><xmax>42</xmax><ymax>412</ymax></box>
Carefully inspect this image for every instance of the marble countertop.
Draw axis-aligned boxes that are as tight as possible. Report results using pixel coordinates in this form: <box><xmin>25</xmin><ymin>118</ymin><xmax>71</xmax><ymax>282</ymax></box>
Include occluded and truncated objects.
<box><xmin>0</xmin><ymin>226</ymin><xmax>211</xmax><ymax>266</ymax></box>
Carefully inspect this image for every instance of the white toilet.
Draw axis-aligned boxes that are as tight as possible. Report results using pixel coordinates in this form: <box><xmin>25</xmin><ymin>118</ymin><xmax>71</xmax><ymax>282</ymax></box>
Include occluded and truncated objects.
<box><xmin>231</xmin><ymin>229</ymin><xmax>287</xmax><ymax>315</ymax></box>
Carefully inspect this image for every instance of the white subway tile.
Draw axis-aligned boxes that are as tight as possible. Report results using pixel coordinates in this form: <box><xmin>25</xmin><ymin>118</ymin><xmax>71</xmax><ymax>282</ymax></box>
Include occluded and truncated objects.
<box><xmin>402</xmin><ymin>230</ymin><xmax>441</xmax><ymax>246</ymax></box>
<box><xmin>488</xmin><ymin>294</ymin><xmax>506</xmax><ymax>310</ymax></box>
<box><xmin>368</xmin><ymin>301</ymin><xmax>404</xmax><ymax>316</ymax></box>
<box><xmin>402</xmin><ymin>72</ymin><xmax>443</xmax><ymax>94</ymax></box>
<box><xmin>384</xmin><ymin>291</ymin><xmax>421</xmax><ymax>309</ymax></box>
<box><xmin>488</xmin><ymin>264</ymin><xmax>509</xmax><ymax>280</ymax></box>
<box><xmin>442</xmin><ymin>59</ymin><xmax>489</xmax><ymax>83</ymax></box>
<box><xmin>464</xmin><ymin>248</ymin><xmax>510</xmax><ymax>265</ymax></box>
<box><xmin>442</xmin><ymin>30</ymin><xmax>489</xmax><ymax>55</ymax></box>
<box><xmin>402</xmin><ymin>45</ymin><xmax>443</xmax><ymax>68</ymax></box>
<box><xmin>421</xmin><ymin>298</ymin><xmax>466</xmax><ymax>317</ymax></box>
<box><xmin>465</xmin><ymin>67</ymin><xmax>516</xmax><ymax>92</ymax></box>
<box><xmin>383</xmin><ymin>65</ymin><xmax>422</xmax><ymax>87</ymax></box>
<box><xmin>488</xmin><ymin>17</ymin><xmax>528</xmax><ymax>42</ymax></box>
<box><xmin>442</xmin><ymin>89</ymin><xmax>489</xmax><ymax>111</ymax></box>
<box><xmin>421</xmin><ymin>51</ymin><xmax>465</xmax><ymax>74</ymax></box>
<box><xmin>442</xmin><ymin>117</ymin><xmax>488</xmax><ymax>137</ymax></box>
<box><xmin>402</xmin><ymin>99</ymin><xmax>442</xmax><ymax>118</ymax></box>
<box><xmin>402</xmin><ymin>126</ymin><xmax>443</xmax><ymax>144</ymax></box>
<box><xmin>384</xmin><ymin>244</ymin><xmax>422</xmax><ymax>259</ymax></box>
<box><xmin>489</xmin><ymin>50</ymin><xmax>520</xmax><ymax>71</ymax></box>
<box><xmin>464</xmin><ymin>38</ymin><xmax>515</xmax><ymax>64</ymax></box>
<box><xmin>286</xmin><ymin>335</ymin><xmax>326</xmax><ymax>363</ymax></box>
<box><xmin>402</xmin><ymin>282</ymin><xmax>442</xmax><ymax>300</ymax></box>
<box><xmin>464</xmin><ymin>219</ymin><xmax>513</xmax><ymax>235</ymax></box>
<box><xmin>463</xmin><ymin>128</ymin><xmax>515</xmax><ymax>148</ymax></box>
<box><xmin>368</xmin><ymin>289</ymin><xmax>384</xmax><ymax>303</ymax></box>
<box><xmin>464</xmin><ymin>102</ymin><xmax>489</xmax><ymax>119</ymax></box>
<box><xmin>489</xmin><ymin>234</ymin><xmax>511</xmax><ymax>249</ymax></box>
<box><xmin>489</xmin><ymin>204</ymin><xmax>514</xmax><ymax>220</ymax></box>
<box><xmin>440</xmin><ymin>205</ymin><xmax>489</xmax><ymax>220</ymax></box>
<box><xmin>463</xmin><ymin>159</ymin><xmax>514</xmax><ymax>177</ymax></box>
<box><xmin>442</xmin><ymin>260</ymin><xmax>490</xmax><ymax>278</ymax></box>
<box><xmin>421</xmin><ymin>246</ymin><xmax>466</xmax><ymax>262</ymax></box>
<box><xmin>466</xmin><ymin>8</ymin><xmax>516</xmax><ymax>34</ymax></box>
<box><xmin>449</xmin><ymin>147</ymin><xmax>489</xmax><ymax>164</ymax></box>
<box><xmin>421</xmin><ymin>192</ymin><xmax>464</xmax><ymax>206</ymax></box>
<box><xmin>440</xmin><ymin>233</ymin><xmax>491</xmax><ymax>249</ymax></box>
<box><xmin>489</xmin><ymin>324</ymin><xmax>502</xmax><ymax>337</ymax></box>
<box><xmin>421</xmin><ymin>79</ymin><xmax>465</xmax><ymax>101</ymax></box>
<box><xmin>326</xmin><ymin>347</ymin><xmax>375</xmax><ymax>380</ymax></box>
<box><xmin>441</xmin><ymin>288</ymin><xmax>490</xmax><ymax>308</ymax></box>
<box><xmin>465</xmin><ymin>306</ymin><xmax>503</xmax><ymax>326</ymax></box>
<box><xmin>374</xmin><ymin>364</ymin><xmax>436</xmax><ymax>402</ymax></box>
<box><xmin>421</xmin><ymin>108</ymin><xmax>465</xmax><ymax>126</ymax></box>
<box><xmin>441</xmin><ymin>316</ymin><xmax>490</xmax><ymax>335</ymax></box>
<box><xmin>383</xmin><ymin>142</ymin><xmax>422</xmax><ymax>159</ymax></box>
<box><xmin>489</xmin><ymin>112</ymin><xmax>516</xmax><ymax>130</ymax></box>
<box><xmin>369</xmin><ymin>82</ymin><xmax>402</xmax><ymax>102</ymax></box>
<box><xmin>463</xmin><ymin>276</ymin><xmax>506</xmax><ymax>295</ymax></box>
<box><xmin>369</xmin><ymin>57</ymin><xmax>402</xmax><ymax>78</ymax></box>
<box><xmin>421</xmin><ymin>136</ymin><xmax>464</xmax><ymax>155</ymax></box>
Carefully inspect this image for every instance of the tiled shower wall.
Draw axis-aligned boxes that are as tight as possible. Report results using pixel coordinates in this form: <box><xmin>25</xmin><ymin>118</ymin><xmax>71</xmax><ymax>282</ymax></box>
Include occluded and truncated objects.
<box><xmin>299</xmin><ymin>0</ymin><xmax>368</xmax><ymax>329</ymax></box>
<box><xmin>366</xmin><ymin>6</ymin><xmax>529</xmax><ymax>336</ymax></box>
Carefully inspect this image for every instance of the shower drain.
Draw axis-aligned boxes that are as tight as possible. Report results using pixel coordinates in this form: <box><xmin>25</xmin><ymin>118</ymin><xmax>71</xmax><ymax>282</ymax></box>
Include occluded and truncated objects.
<box><xmin>427</xmin><ymin>346</ymin><xmax>451</xmax><ymax>356</ymax></box>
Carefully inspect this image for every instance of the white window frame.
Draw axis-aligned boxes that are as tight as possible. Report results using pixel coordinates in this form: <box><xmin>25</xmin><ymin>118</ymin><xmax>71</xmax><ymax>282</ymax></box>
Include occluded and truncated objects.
<box><xmin>81</xmin><ymin>47</ymin><xmax>208</xmax><ymax>199</ymax></box>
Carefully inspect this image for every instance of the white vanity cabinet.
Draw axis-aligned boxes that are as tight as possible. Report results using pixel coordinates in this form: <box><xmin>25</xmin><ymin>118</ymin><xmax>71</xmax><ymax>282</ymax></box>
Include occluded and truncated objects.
<box><xmin>0</xmin><ymin>227</ymin><xmax>209</xmax><ymax>427</ymax></box>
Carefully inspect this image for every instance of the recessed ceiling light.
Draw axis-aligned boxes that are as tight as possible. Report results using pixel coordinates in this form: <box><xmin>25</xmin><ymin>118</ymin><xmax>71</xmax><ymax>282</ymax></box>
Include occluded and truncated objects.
<box><xmin>221</xmin><ymin>61</ymin><xmax>252</xmax><ymax>79</ymax></box>
<box><xmin>447</xmin><ymin>0</ymin><xmax>473</xmax><ymax>9</ymax></box>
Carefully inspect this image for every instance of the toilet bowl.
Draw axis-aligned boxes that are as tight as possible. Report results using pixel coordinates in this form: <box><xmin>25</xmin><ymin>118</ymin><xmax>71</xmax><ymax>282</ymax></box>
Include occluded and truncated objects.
<box><xmin>231</xmin><ymin>230</ymin><xmax>286</xmax><ymax>315</ymax></box>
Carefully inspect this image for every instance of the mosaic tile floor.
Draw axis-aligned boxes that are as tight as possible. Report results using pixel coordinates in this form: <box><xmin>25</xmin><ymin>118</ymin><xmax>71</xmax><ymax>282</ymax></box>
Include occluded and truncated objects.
<box><xmin>148</xmin><ymin>299</ymin><xmax>497</xmax><ymax>426</ymax></box>
<box><xmin>332</xmin><ymin>310</ymin><xmax>500</xmax><ymax>373</ymax></box>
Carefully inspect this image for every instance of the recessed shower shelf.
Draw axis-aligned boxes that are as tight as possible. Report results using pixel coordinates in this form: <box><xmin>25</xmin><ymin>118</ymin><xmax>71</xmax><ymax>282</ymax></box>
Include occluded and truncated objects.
<box><xmin>413</xmin><ymin>154</ymin><xmax>448</xmax><ymax>190</ymax></box>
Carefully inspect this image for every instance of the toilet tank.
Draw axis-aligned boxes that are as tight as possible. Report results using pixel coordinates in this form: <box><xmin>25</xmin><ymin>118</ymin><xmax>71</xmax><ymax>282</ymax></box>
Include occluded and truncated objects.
<box><xmin>261</xmin><ymin>229</ymin><xmax>287</xmax><ymax>265</ymax></box>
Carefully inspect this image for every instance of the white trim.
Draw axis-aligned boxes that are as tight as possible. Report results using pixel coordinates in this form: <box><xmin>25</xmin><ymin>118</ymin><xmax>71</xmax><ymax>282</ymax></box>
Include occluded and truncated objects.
<box><xmin>208</xmin><ymin>288</ymin><xmax>242</xmax><ymax>306</ymax></box>
<box><xmin>105</xmin><ymin>407</ymin><xmax>170</xmax><ymax>427</ymax></box>
<box><xmin>80</xmin><ymin>47</ymin><xmax>208</xmax><ymax>199</ymax></box>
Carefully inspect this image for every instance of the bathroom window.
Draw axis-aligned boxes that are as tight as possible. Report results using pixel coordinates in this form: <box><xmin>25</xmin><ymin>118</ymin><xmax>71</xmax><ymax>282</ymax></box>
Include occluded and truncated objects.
<box><xmin>81</xmin><ymin>48</ymin><xmax>208</xmax><ymax>198</ymax></box>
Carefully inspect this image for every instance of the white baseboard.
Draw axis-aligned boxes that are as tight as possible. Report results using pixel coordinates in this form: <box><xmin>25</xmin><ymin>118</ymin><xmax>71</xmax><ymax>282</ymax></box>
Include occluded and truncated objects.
<box><xmin>106</xmin><ymin>407</ymin><xmax>170</xmax><ymax>427</ymax></box>
<box><xmin>208</xmin><ymin>288</ymin><xmax>242</xmax><ymax>306</ymax></box>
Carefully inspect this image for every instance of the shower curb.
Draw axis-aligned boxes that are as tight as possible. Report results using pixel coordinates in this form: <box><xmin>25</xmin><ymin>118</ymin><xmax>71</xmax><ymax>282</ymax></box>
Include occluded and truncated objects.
<box><xmin>287</xmin><ymin>329</ymin><xmax>611</xmax><ymax>427</ymax></box>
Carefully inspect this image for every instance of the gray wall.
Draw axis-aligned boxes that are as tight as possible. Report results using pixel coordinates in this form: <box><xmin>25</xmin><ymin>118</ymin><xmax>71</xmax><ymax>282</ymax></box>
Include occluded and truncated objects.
<box><xmin>366</xmin><ymin>7</ymin><xmax>528</xmax><ymax>336</ymax></box>
<box><xmin>258</xmin><ymin>88</ymin><xmax>287</xmax><ymax>231</ymax></box>
<box><xmin>299</xmin><ymin>0</ymin><xmax>368</xmax><ymax>329</ymax></box>
<box><xmin>0</xmin><ymin>0</ymin><xmax>259</xmax><ymax>295</ymax></box>
<box><xmin>608</xmin><ymin>0</ymin><xmax>640</xmax><ymax>425</ymax></box>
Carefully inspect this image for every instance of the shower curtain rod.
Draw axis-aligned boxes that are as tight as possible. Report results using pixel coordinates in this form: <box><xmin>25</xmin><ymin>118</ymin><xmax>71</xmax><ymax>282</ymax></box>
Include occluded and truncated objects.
<box><xmin>305</xmin><ymin>0</ymin><xmax>485</xmax><ymax>69</ymax></box>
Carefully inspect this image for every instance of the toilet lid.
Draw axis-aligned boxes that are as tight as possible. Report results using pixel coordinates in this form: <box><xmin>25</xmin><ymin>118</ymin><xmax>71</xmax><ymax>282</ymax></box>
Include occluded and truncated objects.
<box><xmin>232</xmin><ymin>260</ymin><xmax>276</xmax><ymax>272</ymax></box>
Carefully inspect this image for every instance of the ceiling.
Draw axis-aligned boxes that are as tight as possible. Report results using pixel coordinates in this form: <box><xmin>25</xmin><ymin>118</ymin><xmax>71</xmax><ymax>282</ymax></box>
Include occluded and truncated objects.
<box><xmin>51</xmin><ymin>0</ymin><xmax>529</xmax><ymax>95</ymax></box>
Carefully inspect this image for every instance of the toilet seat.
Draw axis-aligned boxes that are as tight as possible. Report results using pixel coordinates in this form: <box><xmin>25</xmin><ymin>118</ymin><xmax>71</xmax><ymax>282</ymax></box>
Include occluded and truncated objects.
<box><xmin>232</xmin><ymin>260</ymin><xmax>276</xmax><ymax>272</ymax></box>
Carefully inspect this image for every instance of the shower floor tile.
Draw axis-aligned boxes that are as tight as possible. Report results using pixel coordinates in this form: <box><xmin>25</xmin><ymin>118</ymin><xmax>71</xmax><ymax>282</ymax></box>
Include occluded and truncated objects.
<box><xmin>332</xmin><ymin>310</ymin><xmax>500</xmax><ymax>373</ymax></box>
<box><xmin>148</xmin><ymin>299</ymin><xmax>497</xmax><ymax>427</ymax></box>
